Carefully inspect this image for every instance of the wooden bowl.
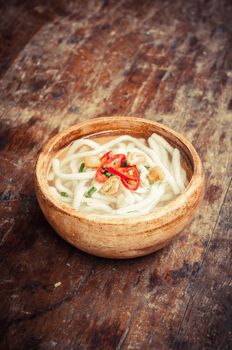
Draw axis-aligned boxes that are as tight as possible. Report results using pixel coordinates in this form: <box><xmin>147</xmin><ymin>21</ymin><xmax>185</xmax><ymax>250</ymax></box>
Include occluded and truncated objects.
<box><xmin>35</xmin><ymin>117</ymin><xmax>204</xmax><ymax>259</ymax></box>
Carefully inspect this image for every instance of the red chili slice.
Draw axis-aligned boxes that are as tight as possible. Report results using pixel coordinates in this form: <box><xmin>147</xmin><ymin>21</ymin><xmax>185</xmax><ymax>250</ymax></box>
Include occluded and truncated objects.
<box><xmin>121</xmin><ymin>177</ymin><xmax>140</xmax><ymax>191</ymax></box>
<box><xmin>104</xmin><ymin>154</ymin><xmax>126</xmax><ymax>168</ymax></box>
<box><xmin>96</xmin><ymin>152</ymin><xmax>140</xmax><ymax>190</ymax></box>
<box><xmin>100</xmin><ymin>150</ymin><xmax>112</xmax><ymax>164</ymax></box>
<box><xmin>96</xmin><ymin>153</ymin><xmax>126</xmax><ymax>183</ymax></box>
<box><xmin>96</xmin><ymin>152</ymin><xmax>115</xmax><ymax>183</ymax></box>
<box><xmin>105</xmin><ymin>167</ymin><xmax>134</xmax><ymax>181</ymax></box>
<box><xmin>96</xmin><ymin>168</ymin><xmax>106</xmax><ymax>183</ymax></box>
<box><xmin>121</xmin><ymin>165</ymin><xmax>140</xmax><ymax>190</ymax></box>
<box><xmin>119</xmin><ymin>165</ymin><xmax>139</xmax><ymax>181</ymax></box>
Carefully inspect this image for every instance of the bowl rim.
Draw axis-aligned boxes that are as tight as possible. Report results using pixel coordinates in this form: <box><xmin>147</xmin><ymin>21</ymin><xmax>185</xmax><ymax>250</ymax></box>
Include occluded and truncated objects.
<box><xmin>35</xmin><ymin>116</ymin><xmax>204</xmax><ymax>225</ymax></box>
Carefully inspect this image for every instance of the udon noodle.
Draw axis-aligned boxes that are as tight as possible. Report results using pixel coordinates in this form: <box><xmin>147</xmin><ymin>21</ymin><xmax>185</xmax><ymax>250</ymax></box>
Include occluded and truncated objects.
<box><xmin>48</xmin><ymin>133</ymin><xmax>188</xmax><ymax>217</ymax></box>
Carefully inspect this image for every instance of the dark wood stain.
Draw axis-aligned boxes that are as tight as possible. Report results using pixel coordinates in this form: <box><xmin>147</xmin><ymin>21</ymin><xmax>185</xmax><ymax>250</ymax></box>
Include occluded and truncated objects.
<box><xmin>227</xmin><ymin>98</ymin><xmax>232</xmax><ymax>110</ymax></box>
<box><xmin>205</xmin><ymin>184</ymin><xmax>223</xmax><ymax>204</ymax></box>
<box><xmin>0</xmin><ymin>0</ymin><xmax>231</xmax><ymax>349</ymax></box>
<box><xmin>148</xmin><ymin>260</ymin><xmax>201</xmax><ymax>291</ymax></box>
<box><xmin>0</xmin><ymin>1</ymin><xmax>54</xmax><ymax>79</ymax></box>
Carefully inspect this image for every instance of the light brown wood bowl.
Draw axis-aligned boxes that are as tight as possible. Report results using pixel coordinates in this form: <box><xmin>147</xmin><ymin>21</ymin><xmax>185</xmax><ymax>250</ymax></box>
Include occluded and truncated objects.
<box><xmin>35</xmin><ymin>117</ymin><xmax>204</xmax><ymax>259</ymax></box>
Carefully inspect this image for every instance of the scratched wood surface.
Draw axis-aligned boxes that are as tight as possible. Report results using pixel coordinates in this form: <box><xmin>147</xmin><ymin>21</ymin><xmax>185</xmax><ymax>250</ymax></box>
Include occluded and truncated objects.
<box><xmin>0</xmin><ymin>1</ymin><xmax>231</xmax><ymax>349</ymax></box>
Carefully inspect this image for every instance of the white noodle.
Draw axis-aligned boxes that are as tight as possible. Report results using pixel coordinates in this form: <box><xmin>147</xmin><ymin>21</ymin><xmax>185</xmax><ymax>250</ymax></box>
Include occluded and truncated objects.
<box><xmin>147</xmin><ymin>137</ymin><xmax>162</xmax><ymax>160</ymax></box>
<box><xmin>63</xmin><ymin>181</ymin><xmax>74</xmax><ymax>190</ymax></box>
<box><xmin>131</xmin><ymin>150</ymin><xmax>154</xmax><ymax>167</ymax></box>
<box><xmin>92</xmin><ymin>192</ymin><xmax>117</xmax><ymax>204</ymax></box>
<box><xmin>172</xmin><ymin>148</ymin><xmax>185</xmax><ymax>192</ymax></box>
<box><xmin>126</xmin><ymin>142</ymin><xmax>136</xmax><ymax>151</ymax></box>
<box><xmin>61</xmin><ymin>164</ymin><xmax>71</xmax><ymax>174</ymax></box>
<box><xmin>140</xmin><ymin>185</ymin><xmax>166</xmax><ymax>213</ymax></box>
<box><xmin>123</xmin><ymin>188</ymin><xmax>135</xmax><ymax>205</ymax></box>
<box><xmin>84</xmin><ymin>200</ymin><xmax>112</xmax><ymax>212</ymax></box>
<box><xmin>55</xmin><ymin>178</ymin><xmax>73</xmax><ymax>197</ymax></box>
<box><xmin>138</xmin><ymin>164</ymin><xmax>148</xmax><ymax>173</ymax></box>
<box><xmin>70</xmin><ymin>160</ymin><xmax>79</xmax><ymax>173</ymax></box>
<box><xmin>53</xmin><ymin>159</ymin><xmax>95</xmax><ymax>180</ymax></box>
<box><xmin>72</xmin><ymin>180</ymin><xmax>87</xmax><ymax>209</ymax></box>
<box><xmin>67</xmin><ymin>138</ymin><xmax>99</xmax><ymax>156</ymax></box>
<box><xmin>49</xmin><ymin>186</ymin><xmax>72</xmax><ymax>203</ymax></box>
<box><xmin>135</xmin><ymin>186</ymin><xmax>149</xmax><ymax>194</ymax></box>
<box><xmin>61</xmin><ymin>135</ymin><xmax>152</xmax><ymax>165</ymax></box>
<box><xmin>132</xmin><ymin>193</ymin><xmax>143</xmax><ymax>202</ymax></box>
<box><xmin>159</xmin><ymin>192</ymin><xmax>175</xmax><ymax>202</ymax></box>
<box><xmin>82</xmin><ymin>206</ymin><xmax>111</xmax><ymax>214</ymax></box>
<box><xmin>159</xmin><ymin>145</ymin><xmax>170</xmax><ymax>171</ymax></box>
<box><xmin>116</xmin><ymin>184</ymin><xmax>163</xmax><ymax>214</ymax></box>
<box><xmin>125</xmin><ymin>136</ymin><xmax>179</xmax><ymax>194</ymax></box>
<box><xmin>151</xmin><ymin>134</ymin><xmax>174</xmax><ymax>154</ymax></box>
<box><xmin>180</xmin><ymin>167</ymin><xmax>187</xmax><ymax>186</ymax></box>
<box><xmin>85</xmin><ymin>185</ymin><xmax>165</xmax><ymax>216</ymax></box>
<box><xmin>113</xmin><ymin>142</ymin><xmax>127</xmax><ymax>155</ymax></box>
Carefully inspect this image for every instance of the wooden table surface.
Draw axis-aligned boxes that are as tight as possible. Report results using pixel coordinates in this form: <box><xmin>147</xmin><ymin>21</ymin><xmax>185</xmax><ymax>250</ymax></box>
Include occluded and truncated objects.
<box><xmin>0</xmin><ymin>1</ymin><xmax>231</xmax><ymax>349</ymax></box>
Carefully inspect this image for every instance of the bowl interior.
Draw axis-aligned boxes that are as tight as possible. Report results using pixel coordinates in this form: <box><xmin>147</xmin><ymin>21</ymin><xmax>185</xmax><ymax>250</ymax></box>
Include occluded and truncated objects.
<box><xmin>44</xmin><ymin>118</ymin><xmax>194</xmax><ymax>184</ymax></box>
<box><xmin>36</xmin><ymin>116</ymin><xmax>202</xmax><ymax>225</ymax></box>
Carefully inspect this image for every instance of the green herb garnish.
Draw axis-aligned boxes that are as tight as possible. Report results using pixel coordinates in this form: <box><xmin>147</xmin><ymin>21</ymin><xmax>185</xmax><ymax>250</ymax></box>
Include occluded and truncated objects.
<box><xmin>104</xmin><ymin>171</ymin><xmax>113</xmax><ymax>177</ymax></box>
<box><xmin>85</xmin><ymin>186</ymin><xmax>97</xmax><ymax>198</ymax></box>
<box><xmin>60</xmin><ymin>192</ymin><xmax>68</xmax><ymax>197</ymax></box>
<box><xmin>145</xmin><ymin>165</ymin><xmax>150</xmax><ymax>170</ymax></box>
<box><xmin>121</xmin><ymin>160</ymin><xmax>127</xmax><ymax>167</ymax></box>
<box><xmin>79</xmin><ymin>162</ymin><xmax>85</xmax><ymax>173</ymax></box>
<box><xmin>102</xmin><ymin>165</ymin><xmax>107</xmax><ymax>170</ymax></box>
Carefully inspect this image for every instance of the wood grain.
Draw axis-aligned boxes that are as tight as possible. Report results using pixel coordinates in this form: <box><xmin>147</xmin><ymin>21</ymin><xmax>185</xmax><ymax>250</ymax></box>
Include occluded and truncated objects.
<box><xmin>0</xmin><ymin>0</ymin><xmax>231</xmax><ymax>349</ymax></box>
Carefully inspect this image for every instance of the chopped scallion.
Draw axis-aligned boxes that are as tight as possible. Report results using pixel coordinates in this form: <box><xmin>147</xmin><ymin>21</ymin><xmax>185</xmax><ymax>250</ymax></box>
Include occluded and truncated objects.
<box><xmin>60</xmin><ymin>192</ymin><xmax>68</xmax><ymax>197</ymax></box>
<box><xmin>121</xmin><ymin>160</ymin><xmax>127</xmax><ymax>167</ymax></box>
<box><xmin>79</xmin><ymin>162</ymin><xmax>85</xmax><ymax>173</ymax></box>
<box><xmin>145</xmin><ymin>165</ymin><xmax>150</xmax><ymax>170</ymax></box>
<box><xmin>104</xmin><ymin>171</ymin><xmax>113</xmax><ymax>177</ymax></box>
<box><xmin>85</xmin><ymin>186</ymin><xmax>97</xmax><ymax>198</ymax></box>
